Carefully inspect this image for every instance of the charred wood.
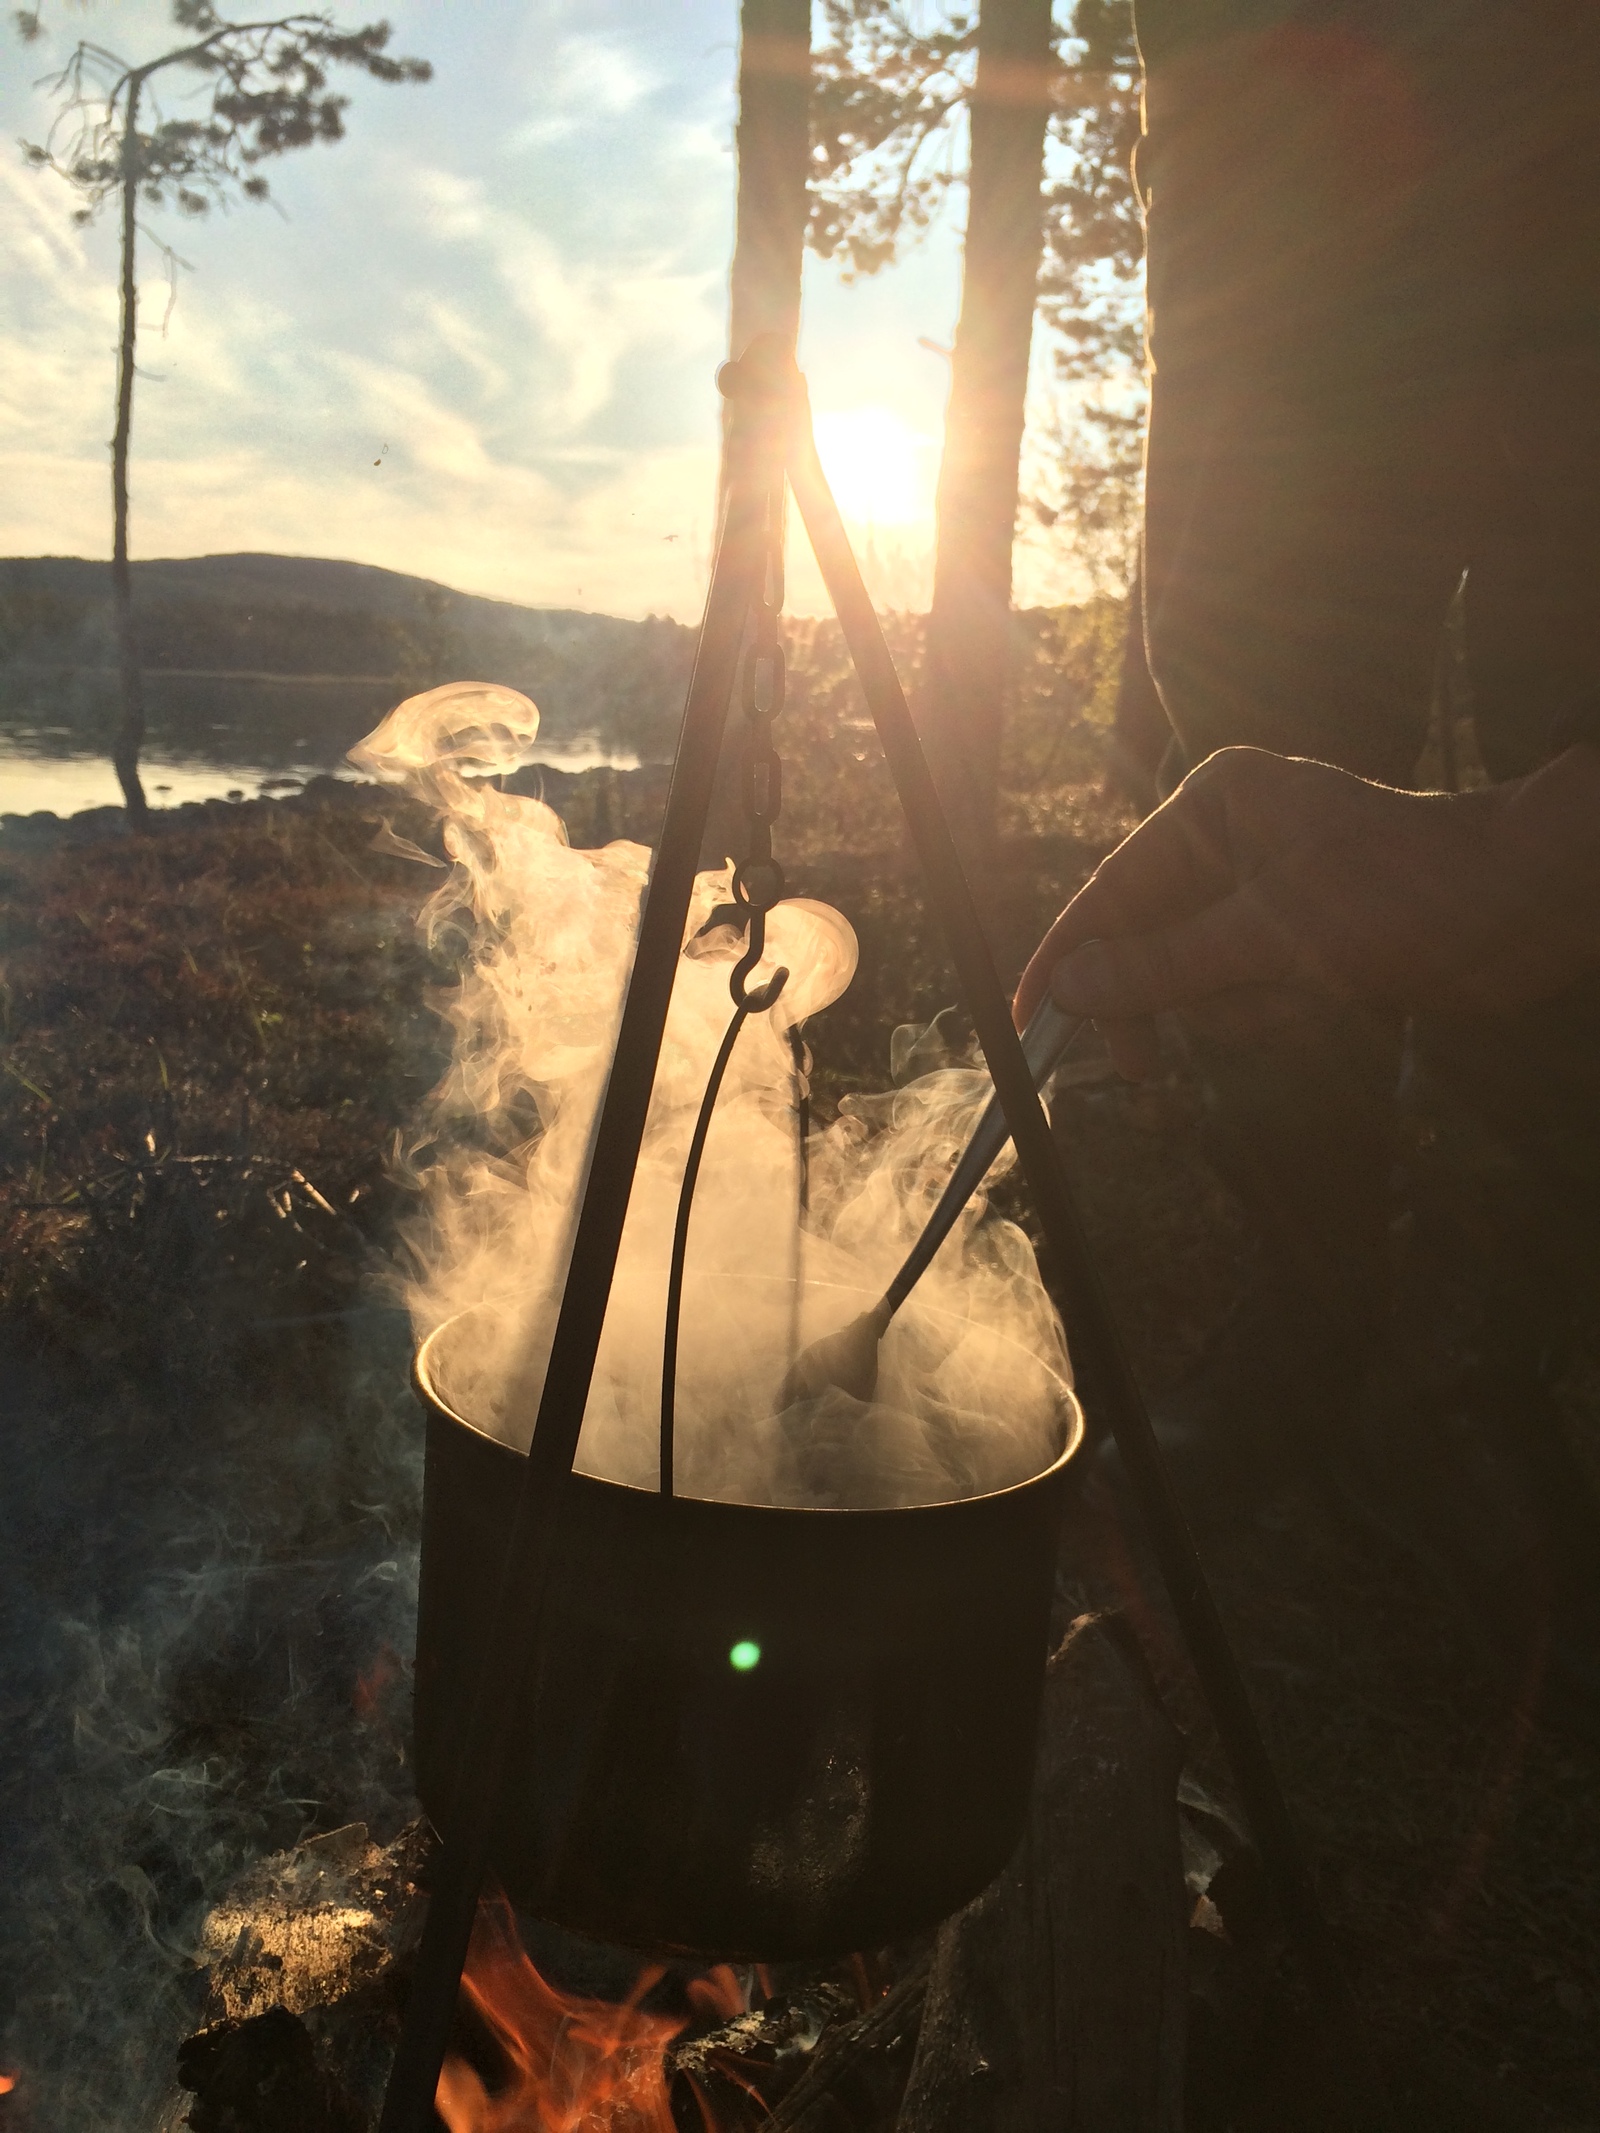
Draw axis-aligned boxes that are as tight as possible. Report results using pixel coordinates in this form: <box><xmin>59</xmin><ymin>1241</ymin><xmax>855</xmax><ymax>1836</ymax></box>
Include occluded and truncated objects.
<box><xmin>172</xmin><ymin>1822</ymin><xmax>429</xmax><ymax>2131</ymax></box>
<box><xmin>761</xmin><ymin>1965</ymin><xmax>931</xmax><ymax>2133</ymax></box>
<box><xmin>177</xmin><ymin>2006</ymin><xmax>364</xmax><ymax>2133</ymax></box>
<box><xmin>668</xmin><ymin>1974</ymin><xmax>859</xmax><ymax>2120</ymax></box>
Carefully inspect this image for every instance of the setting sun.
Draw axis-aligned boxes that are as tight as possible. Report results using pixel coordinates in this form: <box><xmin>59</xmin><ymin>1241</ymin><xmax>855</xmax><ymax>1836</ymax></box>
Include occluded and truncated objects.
<box><xmin>812</xmin><ymin>405</ymin><xmax>938</xmax><ymax>528</ymax></box>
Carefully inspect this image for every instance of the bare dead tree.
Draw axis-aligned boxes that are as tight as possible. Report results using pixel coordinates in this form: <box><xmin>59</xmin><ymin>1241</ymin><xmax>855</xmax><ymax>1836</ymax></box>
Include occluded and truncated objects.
<box><xmin>17</xmin><ymin>2</ymin><xmax>431</xmax><ymax>825</ymax></box>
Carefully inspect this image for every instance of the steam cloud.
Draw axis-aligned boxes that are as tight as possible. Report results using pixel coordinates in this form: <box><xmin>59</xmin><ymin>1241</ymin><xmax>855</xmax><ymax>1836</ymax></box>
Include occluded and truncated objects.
<box><xmin>354</xmin><ymin>682</ymin><xmax>1073</xmax><ymax>1509</ymax></box>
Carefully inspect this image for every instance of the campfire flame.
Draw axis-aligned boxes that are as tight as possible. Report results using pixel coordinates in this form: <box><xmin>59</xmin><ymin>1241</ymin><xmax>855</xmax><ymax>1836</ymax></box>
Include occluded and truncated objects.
<box><xmin>435</xmin><ymin>1893</ymin><xmax>743</xmax><ymax>2132</ymax></box>
<box><xmin>354</xmin><ymin>682</ymin><xmax>1071</xmax><ymax>1509</ymax></box>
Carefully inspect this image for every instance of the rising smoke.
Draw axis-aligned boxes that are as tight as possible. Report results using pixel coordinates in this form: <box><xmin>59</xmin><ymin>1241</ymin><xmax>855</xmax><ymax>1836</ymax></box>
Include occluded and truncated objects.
<box><xmin>355</xmin><ymin>682</ymin><xmax>1073</xmax><ymax>1510</ymax></box>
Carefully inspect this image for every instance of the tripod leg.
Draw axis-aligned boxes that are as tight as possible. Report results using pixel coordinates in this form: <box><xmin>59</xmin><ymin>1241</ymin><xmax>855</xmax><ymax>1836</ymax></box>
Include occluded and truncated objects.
<box><xmin>377</xmin><ymin>359</ymin><xmax>782</xmax><ymax>2133</ymax></box>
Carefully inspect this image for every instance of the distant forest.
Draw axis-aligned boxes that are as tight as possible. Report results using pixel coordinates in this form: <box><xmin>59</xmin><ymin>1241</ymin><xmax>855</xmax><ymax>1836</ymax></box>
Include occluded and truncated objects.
<box><xmin>0</xmin><ymin>553</ymin><xmax>697</xmax><ymax>764</ymax></box>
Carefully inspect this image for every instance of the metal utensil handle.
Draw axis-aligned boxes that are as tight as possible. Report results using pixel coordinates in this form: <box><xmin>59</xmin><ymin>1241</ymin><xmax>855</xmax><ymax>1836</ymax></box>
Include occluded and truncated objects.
<box><xmin>882</xmin><ymin>998</ymin><xmax>1084</xmax><ymax>1316</ymax></box>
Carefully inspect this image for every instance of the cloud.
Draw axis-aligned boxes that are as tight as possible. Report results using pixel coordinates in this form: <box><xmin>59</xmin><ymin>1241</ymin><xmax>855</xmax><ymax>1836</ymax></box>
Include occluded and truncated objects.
<box><xmin>0</xmin><ymin>0</ymin><xmax>737</xmax><ymax>619</ymax></box>
<box><xmin>4</xmin><ymin>1</ymin><xmax>1073</xmax><ymax>630</ymax></box>
<box><xmin>506</xmin><ymin>30</ymin><xmax>657</xmax><ymax>147</ymax></box>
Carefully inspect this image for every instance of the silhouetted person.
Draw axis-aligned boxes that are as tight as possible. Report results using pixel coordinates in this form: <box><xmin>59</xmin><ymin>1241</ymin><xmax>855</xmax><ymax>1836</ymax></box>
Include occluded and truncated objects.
<box><xmin>1087</xmin><ymin>0</ymin><xmax>1600</xmax><ymax>1718</ymax></box>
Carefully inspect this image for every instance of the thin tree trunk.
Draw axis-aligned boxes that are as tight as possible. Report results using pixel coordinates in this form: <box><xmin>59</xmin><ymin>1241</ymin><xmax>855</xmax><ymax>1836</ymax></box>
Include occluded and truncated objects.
<box><xmin>919</xmin><ymin>0</ymin><xmax>1055</xmax><ymax>865</ymax></box>
<box><xmin>728</xmin><ymin>0</ymin><xmax>811</xmax><ymax>367</ymax></box>
<box><xmin>111</xmin><ymin>75</ymin><xmax>150</xmax><ymax>827</ymax></box>
<box><xmin>707</xmin><ymin>0</ymin><xmax>810</xmax><ymax>868</ymax></box>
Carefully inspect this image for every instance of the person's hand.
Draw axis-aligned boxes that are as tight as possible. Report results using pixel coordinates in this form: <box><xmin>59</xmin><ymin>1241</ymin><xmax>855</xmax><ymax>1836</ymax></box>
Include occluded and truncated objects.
<box><xmin>1014</xmin><ymin>744</ymin><xmax>1600</xmax><ymax>1077</ymax></box>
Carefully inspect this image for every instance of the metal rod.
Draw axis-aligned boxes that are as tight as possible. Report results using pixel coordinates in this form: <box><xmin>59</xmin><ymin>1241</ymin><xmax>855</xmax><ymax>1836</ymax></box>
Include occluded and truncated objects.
<box><xmin>784</xmin><ymin>375</ymin><xmax>1392</xmax><ymax>2128</ymax></box>
<box><xmin>377</xmin><ymin>356</ymin><xmax>783</xmax><ymax>2133</ymax></box>
<box><xmin>882</xmin><ymin>998</ymin><xmax>1084</xmax><ymax>1316</ymax></box>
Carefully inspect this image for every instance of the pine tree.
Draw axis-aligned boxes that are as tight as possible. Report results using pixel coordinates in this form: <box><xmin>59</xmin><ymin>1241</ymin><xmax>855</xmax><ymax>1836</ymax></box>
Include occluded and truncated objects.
<box><xmin>809</xmin><ymin>0</ymin><xmax>1144</xmax><ymax>848</ymax></box>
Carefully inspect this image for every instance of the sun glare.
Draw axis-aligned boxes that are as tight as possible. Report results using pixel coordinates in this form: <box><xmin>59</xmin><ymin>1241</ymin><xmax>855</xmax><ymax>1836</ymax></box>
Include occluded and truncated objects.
<box><xmin>812</xmin><ymin>406</ymin><xmax>937</xmax><ymax>528</ymax></box>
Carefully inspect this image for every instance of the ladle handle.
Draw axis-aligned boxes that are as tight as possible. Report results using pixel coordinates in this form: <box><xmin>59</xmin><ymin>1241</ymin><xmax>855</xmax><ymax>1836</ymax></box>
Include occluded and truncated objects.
<box><xmin>882</xmin><ymin>996</ymin><xmax>1083</xmax><ymax>1315</ymax></box>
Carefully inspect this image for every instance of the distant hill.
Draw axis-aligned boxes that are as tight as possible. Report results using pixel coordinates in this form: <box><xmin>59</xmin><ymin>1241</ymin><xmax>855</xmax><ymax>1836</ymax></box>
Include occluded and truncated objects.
<box><xmin>0</xmin><ymin>553</ymin><xmax>695</xmax><ymax>762</ymax></box>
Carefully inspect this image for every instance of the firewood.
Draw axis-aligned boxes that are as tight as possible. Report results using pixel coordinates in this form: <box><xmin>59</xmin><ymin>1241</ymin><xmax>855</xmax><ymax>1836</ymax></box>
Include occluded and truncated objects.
<box><xmin>897</xmin><ymin>1611</ymin><xmax>1187</xmax><ymax>2133</ymax></box>
<box><xmin>764</xmin><ymin>1965</ymin><xmax>932</xmax><ymax>2132</ymax></box>
<box><xmin>176</xmin><ymin>2005</ymin><xmax>364</xmax><ymax>2133</ymax></box>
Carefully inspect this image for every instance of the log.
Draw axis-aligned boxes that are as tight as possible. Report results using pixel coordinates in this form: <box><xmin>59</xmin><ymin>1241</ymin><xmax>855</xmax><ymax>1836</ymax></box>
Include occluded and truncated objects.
<box><xmin>764</xmin><ymin>1966</ymin><xmax>931</xmax><ymax>2133</ymax></box>
<box><xmin>897</xmin><ymin>1612</ymin><xmax>1188</xmax><ymax>2133</ymax></box>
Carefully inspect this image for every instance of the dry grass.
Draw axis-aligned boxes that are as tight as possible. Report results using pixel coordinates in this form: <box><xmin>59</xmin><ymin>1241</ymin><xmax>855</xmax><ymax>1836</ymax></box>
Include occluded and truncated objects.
<box><xmin>0</xmin><ymin>783</ymin><xmax>447</xmax><ymax>1373</ymax></box>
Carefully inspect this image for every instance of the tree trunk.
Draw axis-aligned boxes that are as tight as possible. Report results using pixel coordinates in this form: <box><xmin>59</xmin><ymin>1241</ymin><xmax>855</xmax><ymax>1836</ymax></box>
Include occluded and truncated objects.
<box><xmin>728</xmin><ymin>0</ymin><xmax>811</xmax><ymax>367</ymax></box>
<box><xmin>707</xmin><ymin>0</ymin><xmax>811</xmax><ymax>869</ymax></box>
<box><xmin>919</xmin><ymin>0</ymin><xmax>1055</xmax><ymax>866</ymax></box>
<box><xmin>112</xmin><ymin>76</ymin><xmax>150</xmax><ymax>828</ymax></box>
<box><xmin>1107</xmin><ymin>568</ymin><xmax>1174</xmax><ymax>812</ymax></box>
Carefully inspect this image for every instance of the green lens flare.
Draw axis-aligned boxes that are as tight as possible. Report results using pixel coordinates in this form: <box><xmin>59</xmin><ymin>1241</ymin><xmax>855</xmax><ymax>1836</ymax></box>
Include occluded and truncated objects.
<box><xmin>728</xmin><ymin>1639</ymin><xmax>761</xmax><ymax>1672</ymax></box>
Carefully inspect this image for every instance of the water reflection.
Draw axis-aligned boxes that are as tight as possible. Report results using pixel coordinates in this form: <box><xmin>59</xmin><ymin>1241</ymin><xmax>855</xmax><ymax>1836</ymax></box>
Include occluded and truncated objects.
<box><xmin>0</xmin><ymin>670</ymin><xmax>644</xmax><ymax>819</ymax></box>
<box><xmin>0</xmin><ymin>752</ymin><xmax>360</xmax><ymax>817</ymax></box>
<box><xmin>0</xmin><ymin>736</ymin><xmax>641</xmax><ymax>819</ymax></box>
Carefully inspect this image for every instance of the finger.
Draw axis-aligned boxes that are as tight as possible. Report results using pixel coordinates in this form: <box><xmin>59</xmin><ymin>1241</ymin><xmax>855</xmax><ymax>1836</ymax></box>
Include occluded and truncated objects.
<box><xmin>1014</xmin><ymin>776</ymin><xmax>1239</xmax><ymax>1025</ymax></box>
<box><xmin>1048</xmin><ymin>892</ymin><xmax>1295</xmax><ymax>1019</ymax></box>
<box><xmin>1100</xmin><ymin>1015</ymin><xmax>1163</xmax><ymax>1079</ymax></box>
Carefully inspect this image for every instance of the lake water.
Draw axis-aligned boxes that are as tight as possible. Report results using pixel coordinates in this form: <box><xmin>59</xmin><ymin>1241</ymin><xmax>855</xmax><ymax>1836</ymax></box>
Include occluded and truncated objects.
<box><xmin>0</xmin><ymin>667</ymin><xmax>647</xmax><ymax>821</ymax></box>
<box><xmin>0</xmin><ymin>737</ymin><xmax>643</xmax><ymax>820</ymax></box>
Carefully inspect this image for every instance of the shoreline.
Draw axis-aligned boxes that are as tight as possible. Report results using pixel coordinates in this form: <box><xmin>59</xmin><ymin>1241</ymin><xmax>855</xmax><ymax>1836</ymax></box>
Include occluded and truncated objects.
<box><xmin>0</xmin><ymin>758</ymin><xmax>675</xmax><ymax>855</ymax></box>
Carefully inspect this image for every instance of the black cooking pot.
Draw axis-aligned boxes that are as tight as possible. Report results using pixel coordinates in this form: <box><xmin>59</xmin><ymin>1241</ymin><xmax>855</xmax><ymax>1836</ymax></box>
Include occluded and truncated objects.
<box><xmin>412</xmin><ymin>1309</ymin><xmax>1082</xmax><ymax>1960</ymax></box>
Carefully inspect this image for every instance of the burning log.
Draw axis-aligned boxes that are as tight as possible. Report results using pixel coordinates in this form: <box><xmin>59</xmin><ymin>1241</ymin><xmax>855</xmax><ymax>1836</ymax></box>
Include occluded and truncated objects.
<box><xmin>171</xmin><ymin>1817</ymin><xmax>922</xmax><ymax>2133</ymax></box>
<box><xmin>761</xmin><ymin>1965</ymin><xmax>931</xmax><ymax>2132</ymax></box>
<box><xmin>667</xmin><ymin>1972</ymin><xmax>861</xmax><ymax>2118</ymax></box>
<box><xmin>897</xmin><ymin>1612</ymin><xmax>1188</xmax><ymax>2133</ymax></box>
<box><xmin>190</xmin><ymin>1821</ymin><xmax>427</xmax><ymax>2030</ymax></box>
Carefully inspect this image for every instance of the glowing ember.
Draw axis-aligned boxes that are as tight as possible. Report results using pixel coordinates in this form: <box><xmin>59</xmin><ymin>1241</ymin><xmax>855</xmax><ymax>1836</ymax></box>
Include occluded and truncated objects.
<box><xmin>435</xmin><ymin>1893</ymin><xmax>743</xmax><ymax>2132</ymax></box>
<box><xmin>354</xmin><ymin>1640</ymin><xmax>402</xmax><ymax>1720</ymax></box>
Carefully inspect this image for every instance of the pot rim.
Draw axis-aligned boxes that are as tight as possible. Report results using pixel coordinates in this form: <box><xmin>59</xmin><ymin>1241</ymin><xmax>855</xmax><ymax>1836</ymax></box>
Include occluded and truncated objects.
<box><xmin>415</xmin><ymin>1293</ymin><xmax>1085</xmax><ymax>1517</ymax></box>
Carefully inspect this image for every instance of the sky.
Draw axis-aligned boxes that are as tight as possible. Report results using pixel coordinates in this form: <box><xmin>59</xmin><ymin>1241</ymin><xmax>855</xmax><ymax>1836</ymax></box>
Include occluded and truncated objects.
<box><xmin>1</xmin><ymin>0</ymin><xmax>1079</xmax><ymax>621</ymax></box>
